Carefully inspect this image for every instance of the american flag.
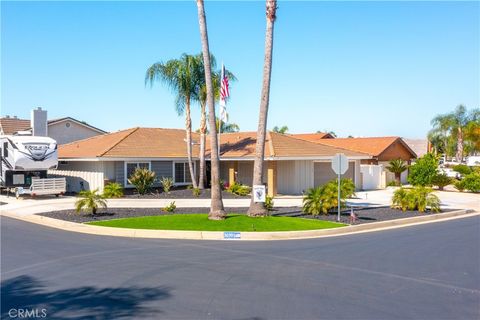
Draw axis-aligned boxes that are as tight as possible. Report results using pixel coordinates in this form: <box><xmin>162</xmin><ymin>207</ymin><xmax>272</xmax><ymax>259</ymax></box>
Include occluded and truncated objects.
<box><xmin>219</xmin><ymin>63</ymin><xmax>229</xmax><ymax>122</ymax></box>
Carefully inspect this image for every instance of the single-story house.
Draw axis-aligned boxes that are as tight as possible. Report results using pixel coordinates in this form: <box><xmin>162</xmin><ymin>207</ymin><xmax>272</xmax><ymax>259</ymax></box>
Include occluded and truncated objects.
<box><xmin>0</xmin><ymin>107</ymin><xmax>107</xmax><ymax>144</ymax></box>
<box><xmin>292</xmin><ymin>134</ymin><xmax>417</xmax><ymax>187</ymax></box>
<box><xmin>56</xmin><ymin>127</ymin><xmax>371</xmax><ymax>195</ymax></box>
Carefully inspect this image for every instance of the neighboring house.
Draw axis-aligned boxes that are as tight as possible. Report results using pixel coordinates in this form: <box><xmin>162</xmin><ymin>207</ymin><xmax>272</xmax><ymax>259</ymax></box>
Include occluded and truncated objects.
<box><xmin>293</xmin><ymin>134</ymin><xmax>417</xmax><ymax>187</ymax></box>
<box><xmin>0</xmin><ymin>108</ymin><xmax>107</xmax><ymax>145</ymax></box>
<box><xmin>403</xmin><ymin>139</ymin><xmax>430</xmax><ymax>158</ymax></box>
<box><xmin>56</xmin><ymin>128</ymin><xmax>371</xmax><ymax>194</ymax></box>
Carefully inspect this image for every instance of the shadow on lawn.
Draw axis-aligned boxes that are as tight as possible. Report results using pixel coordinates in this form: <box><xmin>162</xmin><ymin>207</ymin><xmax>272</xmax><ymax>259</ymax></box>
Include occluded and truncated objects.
<box><xmin>1</xmin><ymin>275</ymin><xmax>172</xmax><ymax>320</ymax></box>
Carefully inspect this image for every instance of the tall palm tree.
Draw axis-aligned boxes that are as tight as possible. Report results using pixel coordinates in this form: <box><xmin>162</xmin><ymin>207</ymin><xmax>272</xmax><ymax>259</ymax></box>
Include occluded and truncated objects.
<box><xmin>430</xmin><ymin>105</ymin><xmax>480</xmax><ymax>161</ymax></box>
<box><xmin>248</xmin><ymin>0</ymin><xmax>277</xmax><ymax>217</ymax></box>
<box><xmin>195</xmin><ymin>54</ymin><xmax>236</xmax><ymax>189</ymax></box>
<box><xmin>196</xmin><ymin>0</ymin><xmax>226</xmax><ymax>220</ymax></box>
<box><xmin>145</xmin><ymin>54</ymin><xmax>200</xmax><ymax>188</ymax></box>
<box><xmin>386</xmin><ymin>159</ymin><xmax>408</xmax><ymax>186</ymax></box>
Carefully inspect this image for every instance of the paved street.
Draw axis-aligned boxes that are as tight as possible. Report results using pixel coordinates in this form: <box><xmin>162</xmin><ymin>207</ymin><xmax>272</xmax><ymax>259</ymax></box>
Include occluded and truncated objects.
<box><xmin>2</xmin><ymin>216</ymin><xmax>479</xmax><ymax>319</ymax></box>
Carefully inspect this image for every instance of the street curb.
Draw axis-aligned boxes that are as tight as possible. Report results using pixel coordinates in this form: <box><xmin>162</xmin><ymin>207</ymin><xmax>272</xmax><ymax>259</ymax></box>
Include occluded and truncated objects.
<box><xmin>1</xmin><ymin>209</ymin><xmax>477</xmax><ymax>241</ymax></box>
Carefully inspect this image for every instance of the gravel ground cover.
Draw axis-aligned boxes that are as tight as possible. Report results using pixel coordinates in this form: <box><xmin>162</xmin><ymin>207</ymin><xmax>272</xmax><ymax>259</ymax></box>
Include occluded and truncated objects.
<box><xmin>38</xmin><ymin>206</ymin><xmax>453</xmax><ymax>225</ymax></box>
<box><xmin>122</xmin><ymin>188</ymin><xmax>249</xmax><ymax>199</ymax></box>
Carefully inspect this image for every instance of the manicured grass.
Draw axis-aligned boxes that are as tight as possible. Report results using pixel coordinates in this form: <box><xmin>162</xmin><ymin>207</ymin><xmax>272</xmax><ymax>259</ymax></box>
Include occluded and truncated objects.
<box><xmin>87</xmin><ymin>214</ymin><xmax>345</xmax><ymax>232</ymax></box>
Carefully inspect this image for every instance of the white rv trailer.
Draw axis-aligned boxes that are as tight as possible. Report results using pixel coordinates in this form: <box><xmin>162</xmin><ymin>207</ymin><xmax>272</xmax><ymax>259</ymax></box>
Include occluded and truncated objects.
<box><xmin>0</xmin><ymin>134</ymin><xmax>66</xmax><ymax>197</ymax></box>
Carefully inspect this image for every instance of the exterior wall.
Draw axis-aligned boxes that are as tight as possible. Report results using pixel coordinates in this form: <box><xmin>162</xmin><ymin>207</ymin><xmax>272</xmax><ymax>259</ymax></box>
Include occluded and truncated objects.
<box><xmin>360</xmin><ymin>164</ymin><xmax>385</xmax><ymax>190</ymax></box>
<box><xmin>52</xmin><ymin>161</ymin><xmax>106</xmax><ymax>192</ymax></box>
<box><xmin>49</xmin><ymin>120</ymin><xmax>103</xmax><ymax>145</ymax></box>
<box><xmin>277</xmin><ymin>160</ymin><xmax>314</xmax><ymax>195</ymax></box>
<box><xmin>313</xmin><ymin>161</ymin><xmax>355</xmax><ymax>187</ymax></box>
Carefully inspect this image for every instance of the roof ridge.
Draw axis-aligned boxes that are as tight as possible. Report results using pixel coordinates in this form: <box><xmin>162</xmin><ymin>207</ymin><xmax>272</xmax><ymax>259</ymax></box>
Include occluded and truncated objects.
<box><xmin>287</xmin><ymin>133</ymin><xmax>371</xmax><ymax>156</ymax></box>
<box><xmin>99</xmin><ymin>127</ymin><xmax>140</xmax><ymax>157</ymax></box>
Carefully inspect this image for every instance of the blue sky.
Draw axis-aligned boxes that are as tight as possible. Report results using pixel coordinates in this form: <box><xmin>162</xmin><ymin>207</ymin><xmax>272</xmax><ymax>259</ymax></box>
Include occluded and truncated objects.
<box><xmin>2</xmin><ymin>1</ymin><xmax>479</xmax><ymax>138</ymax></box>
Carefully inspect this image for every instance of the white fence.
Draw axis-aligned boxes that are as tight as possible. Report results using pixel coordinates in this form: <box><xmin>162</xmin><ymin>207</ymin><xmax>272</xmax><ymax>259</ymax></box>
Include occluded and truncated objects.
<box><xmin>360</xmin><ymin>164</ymin><xmax>386</xmax><ymax>190</ymax></box>
<box><xmin>48</xmin><ymin>169</ymin><xmax>105</xmax><ymax>193</ymax></box>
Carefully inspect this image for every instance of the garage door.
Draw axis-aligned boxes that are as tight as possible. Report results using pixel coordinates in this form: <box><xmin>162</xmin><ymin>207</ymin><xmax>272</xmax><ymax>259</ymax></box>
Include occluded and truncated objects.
<box><xmin>314</xmin><ymin>162</ymin><xmax>354</xmax><ymax>187</ymax></box>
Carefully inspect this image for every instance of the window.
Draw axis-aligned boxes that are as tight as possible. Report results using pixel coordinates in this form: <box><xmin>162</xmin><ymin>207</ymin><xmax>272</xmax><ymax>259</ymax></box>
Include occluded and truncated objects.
<box><xmin>174</xmin><ymin>162</ymin><xmax>193</xmax><ymax>184</ymax></box>
<box><xmin>125</xmin><ymin>162</ymin><xmax>150</xmax><ymax>186</ymax></box>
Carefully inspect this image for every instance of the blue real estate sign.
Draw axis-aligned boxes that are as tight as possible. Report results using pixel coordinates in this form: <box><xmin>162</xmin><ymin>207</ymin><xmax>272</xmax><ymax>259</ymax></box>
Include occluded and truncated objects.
<box><xmin>224</xmin><ymin>232</ymin><xmax>241</xmax><ymax>240</ymax></box>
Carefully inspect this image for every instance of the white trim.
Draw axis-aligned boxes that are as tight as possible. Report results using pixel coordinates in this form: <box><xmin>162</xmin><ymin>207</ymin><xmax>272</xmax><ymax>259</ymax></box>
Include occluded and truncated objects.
<box><xmin>124</xmin><ymin>161</ymin><xmax>151</xmax><ymax>188</ymax></box>
<box><xmin>215</xmin><ymin>155</ymin><xmax>371</xmax><ymax>161</ymax></box>
<box><xmin>172</xmin><ymin>161</ymin><xmax>196</xmax><ymax>186</ymax></box>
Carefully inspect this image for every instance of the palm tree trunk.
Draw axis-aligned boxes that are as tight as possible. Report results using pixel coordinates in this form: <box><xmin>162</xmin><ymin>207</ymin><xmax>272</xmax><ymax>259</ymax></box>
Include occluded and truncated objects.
<box><xmin>395</xmin><ymin>173</ymin><xmax>401</xmax><ymax>186</ymax></box>
<box><xmin>248</xmin><ymin>0</ymin><xmax>277</xmax><ymax>217</ymax></box>
<box><xmin>185</xmin><ymin>99</ymin><xmax>198</xmax><ymax>189</ymax></box>
<box><xmin>198</xmin><ymin>102</ymin><xmax>207</xmax><ymax>189</ymax></box>
<box><xmin>457</xmin><ymin>127</ymin><xmax>464</xmax><ymax>162</ymax></box>
<box><xmin>196</xmin><ymin>0</ymin><xmax>226</xmax><ymax>220</ymax></box>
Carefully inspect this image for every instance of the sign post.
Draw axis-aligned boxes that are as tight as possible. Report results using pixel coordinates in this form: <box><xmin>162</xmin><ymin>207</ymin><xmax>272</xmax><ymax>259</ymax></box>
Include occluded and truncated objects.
<box><xmin>331</xmin><ymin>153</ymin><xmax>348</xmax><ymax>222</ymax></box>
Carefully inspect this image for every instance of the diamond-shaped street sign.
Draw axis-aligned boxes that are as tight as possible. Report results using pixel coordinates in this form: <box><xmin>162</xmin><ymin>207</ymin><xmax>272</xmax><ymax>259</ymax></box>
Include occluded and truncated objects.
<box><xmin>332</xmin><ymin>153</ymin><xmax>348</xmax><ymax>175</ymax></box>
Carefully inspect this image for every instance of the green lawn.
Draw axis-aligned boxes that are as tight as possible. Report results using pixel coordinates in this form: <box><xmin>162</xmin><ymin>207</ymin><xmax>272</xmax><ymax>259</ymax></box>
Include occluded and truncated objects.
<box><xmin>88</xmin><ymin>214</ymin><xmax>345</xmax><ymax>232</ymax></box>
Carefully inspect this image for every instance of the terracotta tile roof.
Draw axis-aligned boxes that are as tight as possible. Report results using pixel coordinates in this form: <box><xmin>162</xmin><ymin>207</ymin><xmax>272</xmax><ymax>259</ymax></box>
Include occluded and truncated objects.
<box><xmin>298</xmin><ymin>136</ymin><xmax>416</xmax><ymax>158</ymax></box>
<box><xmin>0</xmin><ymin>117</ymin><xmax>30</xmax><ymax>135</ymax></box>
<box><xmin>290</xmin><ymin>132</ymin><xmax>334</xmax><ymax>142</ymax></box>
<box><xmin>207</xmin><ymin>131</ymin><xmax>369</xmax><ymax>158</ymax></box>
<box><xmin>59</xmin><ymin>128</ymin><xmax>199</xmax><ymax>159</ymax></box>
<box><xmin>59</xmin><ymin>128</ymin><xmax>370</xmax><ymax>160</ymax></box>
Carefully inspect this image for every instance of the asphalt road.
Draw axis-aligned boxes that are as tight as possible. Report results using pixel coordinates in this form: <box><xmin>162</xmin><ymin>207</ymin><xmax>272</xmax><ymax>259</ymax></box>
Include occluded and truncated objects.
<box><xmin>1</xmin><ymin>216</ymin><xmax>479</xmax><ymax>320</ymax></box>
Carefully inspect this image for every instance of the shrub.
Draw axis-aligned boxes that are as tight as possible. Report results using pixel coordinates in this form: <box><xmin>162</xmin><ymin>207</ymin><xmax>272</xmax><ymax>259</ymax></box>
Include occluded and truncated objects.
<box><xmin>452</xmin><ymin>164</ymin><xmax>473</xmax><ymax>176</ymax></box>
<box><xmin>454</xmin><ymin>180</ymin><xmax>465</xmax><ymax>192</ymax></box>
<box><xmin>387</xmin><ymin>181</ymin><xmax>401</xmax><ymax>187</ymax></box>
<box><xmin>162</xmin><ymin>201</ymin><xmax>176</xmax><ymax>213</ymax></box>
<box><xmin>302</xmin><ymin>179</ymin><xmax>356</xmax><ymax>215</ymax></box>
<box><xmin>408</xmin><ymin>153</ymin><xmax>439</xmax><ymax>186</ymax></box>
<box><xmin>75</xmin><ymin>189</ymin><xmax>107</xmax><ymax>215</ymax></box>
<box><xmin>264</xmin><ymin>195</ymin><xmax>274</xmax><ymax>211</ymax></box>
<box><xmin>160</xmin><ymin>177</ymin><xmax>174</xmax><ymax>193</ymax></box>
<box><xmin>192</xmin><ymin>187</ymin><xmax>201</xmax><ymax>197</ymax></box>
<box><xmin>391</xmin><ymin>187</ymin><xmax>440</xmax><ymax>213</ymax></box>
<box><xmin>102</xmin><ymin>182</ymin><xmax>124</xmax><ymax>198</ymax></box>
<box><xmin>227</xmin><ymin>182</ymin><xmax>251</xmax><ymax>196</ymax></box>
<box><xmin>128</xmin><ymin>168</ymin><xmax>156</xmax><ymax>195</ymax></box>
<box><xmin>432</xmin><ymin>173</ymin><xmax>452</xmax><ymax>191</ymax></box>
<box><xmin>462</xmin><ymin>172</ymin><xmax>480</xmax><ymax>193</ymax></box>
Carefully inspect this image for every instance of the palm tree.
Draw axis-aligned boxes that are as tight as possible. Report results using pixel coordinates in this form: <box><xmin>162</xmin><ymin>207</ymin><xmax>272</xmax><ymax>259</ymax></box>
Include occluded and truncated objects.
<box><xmin>386</xmin><ymin>159</ymin><xmax>408</xmax><ymax>186</ymax></box>
<box><xmin>75</xmin><ymin>189</ymin><xmax>107</xmax><ymax>215</ymax></box>
<box><xmin>248</xmin><ymin>0</ymin><xmax>277</xmax><ymax>217</ymax></box>
<box><xmin>218</xmin><ymin>119</ymin><xmax>240</xmax><ymax>133</ymax></box>
<box><xmin>272</xmin><ymin>125</ymin><xmax>288</xmax><ymax>134</ymax></box>
<box><xmin>196</xmin><ymin>0</ymin><xmax>226</xmax><ymax>220</ymax></box>
<box><xmin>145</xmin><ymin>54</ymin><xmax>200</xmax><ymax>188</ymax></box>
<box><xmin>430</xmin><ymin>105</ymin><xmax>480</xmax><ymax>161</ymax></box>
<box><xmin>195</xmin><ymin>54</ymin><xmax>236</xmax><ymax>189</ymax></box>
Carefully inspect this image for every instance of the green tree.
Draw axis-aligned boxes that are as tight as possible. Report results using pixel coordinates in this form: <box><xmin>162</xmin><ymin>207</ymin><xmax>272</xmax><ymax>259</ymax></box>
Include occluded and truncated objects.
<box><xmin>430</xmin><ymin>105</ymin><xmax>480</xmax><ymax>161</ymax></box>
<box><xmin>196</xmin><ymin>0</ymin><xmax>226</xmax><ymax>220</ymax></box>
<box><xmin>408</xmin><ymin>153</ymin><xmax>439</xmax><ymax>186</ymax></box>
<box><xmin>385</xmin><ymin>159</ymin><xmax>408</xmax><ymax>186</ymax></box>
<box><xmin>75</xmin><ymin>189</ymin><xmax>107</xmax><ymax>215</ymax></box>
<box><xmin>272</xmin><ymin>125</ymin><xmax>288</xmax><ymax>134</ymax></box>
<box><xmin>146</xmin><ymin>54</ymin><xmax>200</xmax><ymax>188</ymax></box>
<box><xmin>248</xmin><ymin>0</ymin><xmax>278</xmax><ymax>217</ymax></box>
